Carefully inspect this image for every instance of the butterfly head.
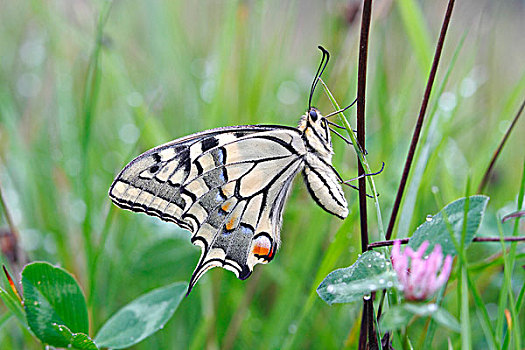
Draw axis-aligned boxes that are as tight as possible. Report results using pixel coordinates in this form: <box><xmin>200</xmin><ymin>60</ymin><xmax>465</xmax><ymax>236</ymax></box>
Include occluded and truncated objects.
<box><xmin>298</xmin><ymin>107</ymin><xmax>333</xmax><ymax>154</ymax></box>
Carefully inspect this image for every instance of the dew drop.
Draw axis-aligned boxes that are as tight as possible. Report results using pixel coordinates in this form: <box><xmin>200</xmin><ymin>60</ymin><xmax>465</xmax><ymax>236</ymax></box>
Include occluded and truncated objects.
<box><xmin>126</xmin><ymin>91</ymin><xmax>143</xmax><ymax>107</ymax></box>
<box><xmin>460</xmin><ymin>77</ymin><xmax>477</xmax><ymax>97</ymax></box>
<box><xmin>378</xmin><ymin>279</ymin><xmax>385</xmax><ymax>284</ymax></box>
<box><xmin>277</xmin><ymin>81</ymin><xmax>300</xmax><ymax>105</ymax></box>
<box><xmin>119</xmin><ymin>123</ymin><xmax>140</xmax><ymax>145</ymax></box>
<box><xmin>426</xmin><ymin>215</ymin><xmax>433</xmax><ymax>222</ymax></box>
<box><xmin>363</xmin><ymin>294</ymin><xmax>371</xmax><ymax>300</ymax></box>
<box><xmin>428</xmin><ymin>304</ymin><xmax>438</xmax><ymax>312</ymax></box>
<box><xmin>33</xmin><ymin>301</ymin><xmax>38</xmax><ymax>306</ymax></box>
<box><xmin>438</xmin><ymin>92</ymin><xmax>457</xmax><ymax>112</ymax></box>
<box><xmin>326</xmin><ymin>284</ymin><xmax>335</xmax><ymax>293</ymax></box>
<box><xmin>288</xmin><ymin>323</ymin><xmax>297</xmax><ymax>334</ymax></box>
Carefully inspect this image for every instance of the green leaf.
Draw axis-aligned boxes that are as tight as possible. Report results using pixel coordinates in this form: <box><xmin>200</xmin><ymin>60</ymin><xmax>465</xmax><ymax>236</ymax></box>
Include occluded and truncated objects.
<box><xmin>22</xmin><ymin>262</ymin><xmax>89</xmax><ymax>347</ymax></box>
<box><xmin>409</xmin><ymin>196</ymin><xmax>489</xmax><ymax>256</ymax></box>
<box><xmin>381</xmin><ymin>303</ymin><xmax>460</xmax><ymax>332</ymax></box>
<box><xmin>52</xmin><ymin>324</ymin><xmax>98</xmax><ymax>350</ymax></box>
<box><xmin>0</xmin><ymin>286</ymin><xmax>26</xmax><ymax>327</ymax></box>
<box><xmin>317</xmin><ymin>250</ymin><xmax>397</xmax><ymax>305</ymax></box>
<box><xmin>94</xmin><ymin>281</ymin><xmax>187</xmax><ymax>349</ymax></box>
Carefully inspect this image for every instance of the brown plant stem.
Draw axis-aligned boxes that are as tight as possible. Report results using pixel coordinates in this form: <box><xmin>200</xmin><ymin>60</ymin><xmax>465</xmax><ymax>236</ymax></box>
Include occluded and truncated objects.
<box><xmin>477</xmin><ymin>97</ymin><xmax>525</xmax><ymax>194</ymax></box>
<box><xmin>367</xmin><ymin>236</ymin><xmax>525</xmax><ymax>249</ymax></box>
<box><xmin>385</xmin><ymin>0</ymin><xmax>456</xmax><ymax>241</ymax></box>
<box><xmin>356</xmin><ymin>0</ymin><xmax>374</xmax><ymax>349</ymax></box>
<box><xmin>0</xmin><ymin>178</ymin><xmax>23</xmax><ymax>266</ymax></box>
<box><xmin>0</xmin><ymin>180</ymin><xmax>19</xmax><ymax>244</ymax></box>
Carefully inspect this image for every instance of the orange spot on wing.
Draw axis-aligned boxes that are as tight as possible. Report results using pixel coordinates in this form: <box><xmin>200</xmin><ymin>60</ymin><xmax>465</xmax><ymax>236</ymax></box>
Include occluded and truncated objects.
<box><xmin>253</xmin><ymin>244</ymin><xmax>270</xmax><ymax>256</ymax></box>
<box><xmin>225</xmin><ymin>216</ymin><xmax>237</xmax><ymax>231</ymax></box>
<box><xmin>221</xmin><ymin>202</ymin><xmax>231</xmax><ymax>211</ymax></box>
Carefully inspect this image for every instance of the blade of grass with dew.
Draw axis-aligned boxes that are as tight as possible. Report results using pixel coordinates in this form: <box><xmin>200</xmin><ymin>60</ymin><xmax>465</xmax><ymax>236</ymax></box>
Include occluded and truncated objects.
<box><xmin>320</xmin><ymin>78</ymin><xmax>384</xmax><ymax>240</ymax></box>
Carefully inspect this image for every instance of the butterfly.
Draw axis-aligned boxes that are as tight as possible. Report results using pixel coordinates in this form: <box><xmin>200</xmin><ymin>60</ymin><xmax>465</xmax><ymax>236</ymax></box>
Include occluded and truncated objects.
<box><xmin>109</xmin><ymin>46</ymin><xmax>358</xmax><ymax>295</ymax></box>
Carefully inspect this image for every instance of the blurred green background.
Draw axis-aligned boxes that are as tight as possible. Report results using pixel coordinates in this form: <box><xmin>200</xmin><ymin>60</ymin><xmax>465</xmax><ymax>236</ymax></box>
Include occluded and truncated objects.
<box><xmin>0</xmin><ymin>0</ymin><xmax>524</xmax><ymax>348</ymax></box>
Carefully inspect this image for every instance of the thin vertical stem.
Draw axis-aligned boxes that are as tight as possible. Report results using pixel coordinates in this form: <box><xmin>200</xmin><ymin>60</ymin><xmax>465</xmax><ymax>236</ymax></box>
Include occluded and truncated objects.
<box><xmin>0</xmin><ymin>180</ymin><xmax>21</xmax><ymax>264</ymax></box>
<box><xmin>385</xmin><ymin>0</ymin><xmax>456</xmax><ymax>241</ymax></box>
<box><xmin>356</xmin><ymin>0</ymin><xmax>374</xmax><ymax>349</ymax></box>
<box><xmin>477</xmin><ymin>97</ymin><xmax>525</xmax><ymax>194</ymax></box>
<box><xmin>358</xmin><ymin>301</ymin><xmax>369</xmax><ymax>350</ymax></box>
<box><xmin>357</xmin><ymin>0</ymin><xmax>372</xmax><ymax>253</ymax></box>
<box><xmin>0</xmin><ymin>181</ymin><xmax>19</xmax><ymax>245</ymax></box>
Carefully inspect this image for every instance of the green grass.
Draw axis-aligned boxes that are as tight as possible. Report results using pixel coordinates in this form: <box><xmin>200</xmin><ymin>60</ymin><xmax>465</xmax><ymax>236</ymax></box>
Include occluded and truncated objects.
<box><xmin>0</xmin><ymin>0</ymin><xmax>524</xmax><ymax>349</ymax></box>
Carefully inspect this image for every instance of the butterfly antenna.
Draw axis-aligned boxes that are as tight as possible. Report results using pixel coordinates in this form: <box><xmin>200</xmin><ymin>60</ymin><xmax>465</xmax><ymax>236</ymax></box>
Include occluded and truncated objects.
<box><xmin>324</xmin><ymin>98</ymin><xmax>358</xmax><ymax>118</ymax></box>
<box><xmin>308</xmin><ymin>46</ymin><xmax>330</xmax><ymax>110</ymax></box>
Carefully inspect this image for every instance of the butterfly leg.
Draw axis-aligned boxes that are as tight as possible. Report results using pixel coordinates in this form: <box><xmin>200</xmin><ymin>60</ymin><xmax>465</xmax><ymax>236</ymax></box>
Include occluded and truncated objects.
<box><xmin>328</xmin><ymin>127</ymin><xmax>369</xmax><ymax>155</ymax></box>
<box><xmin>338</xmin><ymin>162</ymin><xmax>385</xmax><ymax>198</ymax></box>
<box><xmin>329</xmin><ymin>128</ymin><xmax>354</xmax><ymax>145</ymax></box>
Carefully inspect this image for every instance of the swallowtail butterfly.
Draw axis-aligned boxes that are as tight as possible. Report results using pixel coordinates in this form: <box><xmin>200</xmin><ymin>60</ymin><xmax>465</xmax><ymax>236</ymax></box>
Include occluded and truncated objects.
<box><xmin>109</xmin><ymin>47</ymin><xmax>355</xmax><ymax>294</ymax></box>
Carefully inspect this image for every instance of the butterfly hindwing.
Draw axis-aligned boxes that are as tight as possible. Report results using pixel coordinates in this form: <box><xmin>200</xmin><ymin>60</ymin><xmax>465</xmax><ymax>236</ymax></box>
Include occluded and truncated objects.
<box><xmin>303</xmin><ymin>155</ymin><xmax>348</xmax><ymax>219</ymax></box>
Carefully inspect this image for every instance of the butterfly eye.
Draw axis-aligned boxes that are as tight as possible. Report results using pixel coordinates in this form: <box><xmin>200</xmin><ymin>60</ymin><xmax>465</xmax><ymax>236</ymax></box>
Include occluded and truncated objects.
<box><xmin>309</xmin><ymin>109</ymin><xmax>318</xmax><ymax>121</ymax></box>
